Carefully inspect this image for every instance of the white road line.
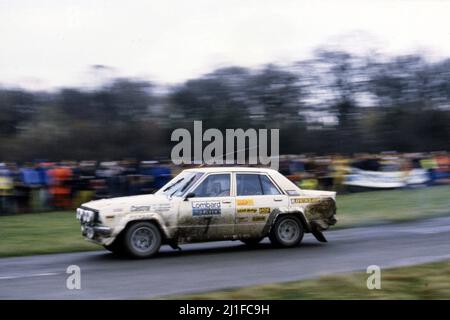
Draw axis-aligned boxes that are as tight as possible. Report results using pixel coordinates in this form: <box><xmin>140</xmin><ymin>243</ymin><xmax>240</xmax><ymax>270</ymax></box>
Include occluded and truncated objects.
<box><xmin>0</xmin><ymin>272</ymin><xmax>60</xmax><ymax>280</ymax></box>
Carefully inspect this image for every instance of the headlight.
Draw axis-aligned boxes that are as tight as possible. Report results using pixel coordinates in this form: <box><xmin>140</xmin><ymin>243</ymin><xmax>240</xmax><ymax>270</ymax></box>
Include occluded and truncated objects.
<box><xmin>77</xmin><ymin>208</ymin><xmax>96</xmax><ymax>223</ymax></box>
<box><xmin>86</xmin><ymin>210</ymin><xmax>95</xmax><ymax>222</ymax></box>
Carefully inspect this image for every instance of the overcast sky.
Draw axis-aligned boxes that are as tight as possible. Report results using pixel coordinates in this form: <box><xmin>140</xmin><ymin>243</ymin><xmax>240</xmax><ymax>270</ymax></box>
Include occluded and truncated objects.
<box><xmin>1</xmin><ymin>0</ymin><xmax>450</xmax><ymax>90</ymax></box>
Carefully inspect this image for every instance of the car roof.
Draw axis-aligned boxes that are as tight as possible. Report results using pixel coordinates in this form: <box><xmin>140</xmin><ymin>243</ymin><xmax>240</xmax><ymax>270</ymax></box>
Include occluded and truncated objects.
<box><xmin>183</xmin><ymin>166</ymin><xmax>277</xmax><ymax>174</ymax></box>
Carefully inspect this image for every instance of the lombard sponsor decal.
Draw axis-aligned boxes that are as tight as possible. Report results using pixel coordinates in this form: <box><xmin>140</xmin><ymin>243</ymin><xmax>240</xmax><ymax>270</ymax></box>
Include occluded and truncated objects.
<box><xmin>192</xmin><ymin>201</ymin><xmax>221</xmax><ymax>216</ymax></box>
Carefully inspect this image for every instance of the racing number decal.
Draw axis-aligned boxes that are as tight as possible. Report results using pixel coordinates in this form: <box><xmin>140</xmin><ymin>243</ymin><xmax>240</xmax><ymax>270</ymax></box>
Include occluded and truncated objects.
<box><xmin>203</xmin><ymin>217</ymin><xmax>213</xmax><ymax>235</ymax></box>
<box><xmin>190</xmin><ymin>201</ymin><xmax>223</xmax><ymax>236</ymax></box>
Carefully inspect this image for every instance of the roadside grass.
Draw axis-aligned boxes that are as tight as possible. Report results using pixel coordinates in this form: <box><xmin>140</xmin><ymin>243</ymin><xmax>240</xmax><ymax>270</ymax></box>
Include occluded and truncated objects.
<box><xmin>336</xmin><ymin>185</ymin><xmax>450</xmax><ymax>228</ymax></box>
<box><xmin>0</xmin><ymin>211</ymin><xmax>98</xmax><ymax>257</ymax></box>
<box><xmin>0</xmin><ymin>185</ymin><xmax>449</xmax><ymax>258</ymax></box>
<box><xmin>166</xmin><ymin>259</ymin><xmax>450</xmax><ymax>299</ymax></box>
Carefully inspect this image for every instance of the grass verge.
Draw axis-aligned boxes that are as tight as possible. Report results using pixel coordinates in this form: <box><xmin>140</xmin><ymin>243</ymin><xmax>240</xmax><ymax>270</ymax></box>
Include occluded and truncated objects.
<box><xmin>0</xmin><ymin>211</ymin><xmax>98</xmax><ymax>257</ymax></box>
<box><xmin>336</xmin><ymin>185</ymin><xmax>450</xmax><ymax>228</ymax></box>
<box><xmin>167</xmin><ymin>259</ymin><xmax>450</xmax><ymax>299</ymax></box>
<box><xmin>0</xmin><ymin>185</ymin><xmax>449</xmax><ymax>257</ymax></box>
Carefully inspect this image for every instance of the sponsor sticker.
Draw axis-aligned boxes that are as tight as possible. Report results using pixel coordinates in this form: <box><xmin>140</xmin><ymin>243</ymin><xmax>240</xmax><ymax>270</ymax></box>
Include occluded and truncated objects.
<box><xmin>290</xmin><ymin>197</ymin><xmax>320</xmax><ymax>204</ymax></box>
<box><xmin>192</xmin><ymin>201</ymin><xmax>221</xmax><ymax>216</ymax></box>
<box><xmin>237</xmin><ymin>199</ymin><xmax>254</xmax><ymax>206</ymax></box>
<box><xmin>152</xmin><ymin>203</ymin><xmax>171</xmax><ymax>213</ymax></box>
<box><xmin>237</xmin><ymin>208</ymin><xmax>258</xmax><ymax>214</ymax></box>
<box><xmin>236</xmin><ymin>216</ymin><xmax>250</xmax><ymax>223</ymax></box>
<box><xmin>259</xmin><ymin>207</ymin><xmax>271</xmax><ymax>214</ymax></box>
<box><xmin>130</xmin><ymin>205</ymin><xmax>151</xmax><ymax>212</ymax></box>
<box><xmin>130</xmin><ymin>204</ymin><xmax>171</xmax><ymax>213</ymax></box>
<box><xmin>252</xmin><ymin>216</ymin><xmax>266</xmax><ymax>222</ymax></box>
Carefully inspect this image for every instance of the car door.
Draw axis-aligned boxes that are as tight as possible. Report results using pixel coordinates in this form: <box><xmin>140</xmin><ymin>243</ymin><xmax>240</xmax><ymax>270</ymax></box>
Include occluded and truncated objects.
<box><xmin>177</xmin><ymin>173</ymin><xmax>235</xmax><ymax>241</ymax></box>
<box><xmin>234</xmin><ymin>172</ymin><xmax>288</xmax><ymax>238</ymax></box>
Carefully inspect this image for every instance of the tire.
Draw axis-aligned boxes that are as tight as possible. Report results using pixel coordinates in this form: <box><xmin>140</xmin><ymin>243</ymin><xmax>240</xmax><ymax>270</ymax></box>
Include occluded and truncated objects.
<box><xmin>240</xmin><ymin>238</ymin><xmax>263</xmax><ymax>247</ymax></box>
<box><xmin>123</xmin><ymin>222</ymin><xmax>162</xmax><ymax>258</ymax></box>
<box><xmin>103</xmin><ymin>238</ymin><xmax>125</xmax><ymax>256</ymax></box>
<box><xmin>269</xmin><ymin>215</ymin><xmax>304</xmax><ymax>247</ymax></box>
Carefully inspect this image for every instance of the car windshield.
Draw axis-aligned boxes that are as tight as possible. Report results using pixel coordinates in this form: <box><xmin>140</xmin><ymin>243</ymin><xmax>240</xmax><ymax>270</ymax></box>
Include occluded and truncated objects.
<box><xmin>155</xmin><ymin>171</ymin><xmax>204</xmax><ymax>197</ymax></box>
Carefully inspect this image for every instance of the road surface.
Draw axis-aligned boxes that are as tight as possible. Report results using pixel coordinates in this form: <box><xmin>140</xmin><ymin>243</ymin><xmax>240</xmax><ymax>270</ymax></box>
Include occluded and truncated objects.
<box><xmin>1</xmin><ymin>216</ymin><xmax>450</xmax><ymax>299</ymax></box>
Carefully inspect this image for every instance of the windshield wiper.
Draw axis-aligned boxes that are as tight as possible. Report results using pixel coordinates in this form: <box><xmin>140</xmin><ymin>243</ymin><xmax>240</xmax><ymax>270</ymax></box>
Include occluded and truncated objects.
<box><xmin>171</xmin><ymin>174</ymin><xmax>197</xmax><ymax>197</ymax></box>
<box><xmin>163</xmin><ymin>178</ymin><xmax>184</xmax><ymax>192</ymax></box>
<box><xmin>180</xmin><ymin>175</ymin><xmax>197</xmax><ymax>193</ymax></box>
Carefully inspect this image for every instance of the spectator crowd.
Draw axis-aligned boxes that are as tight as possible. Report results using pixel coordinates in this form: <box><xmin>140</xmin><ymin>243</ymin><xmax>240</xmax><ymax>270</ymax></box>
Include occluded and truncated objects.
<box><xmin>0</xmin><ymin>152</ymin><xmax>449</xmax><ymax>215</ymax></box>
<box><xmin>0</xmin><ymin>160</ymin><xmax>172</xmax><ymax>215</ymax></box>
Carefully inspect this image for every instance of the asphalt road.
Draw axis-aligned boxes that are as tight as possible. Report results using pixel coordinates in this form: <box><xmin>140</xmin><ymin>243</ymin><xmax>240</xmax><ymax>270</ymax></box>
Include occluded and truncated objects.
<box><xmin>1</xmin><ymin>216</ymin><xmax>450</xmax><ymax>299</ymax></box>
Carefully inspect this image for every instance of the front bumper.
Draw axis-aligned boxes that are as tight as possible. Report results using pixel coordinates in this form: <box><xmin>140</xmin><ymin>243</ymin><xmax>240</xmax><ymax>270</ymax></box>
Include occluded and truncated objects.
<box><xmin>81</xmin><ymin>224</ymin><xmax>113</xmax><ymax>240</ymax></box>
<box><xmin>77</xmin><ymin>207</ymin><xmax>113</xmax><ymax>241</ymax></box>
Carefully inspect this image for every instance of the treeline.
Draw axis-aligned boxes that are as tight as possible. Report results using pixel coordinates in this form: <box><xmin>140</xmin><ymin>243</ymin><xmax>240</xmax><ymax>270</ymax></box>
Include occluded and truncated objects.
<box><xmin>0</xmin><ymin>49</ymin><xmax>449</xmax><ymax>162</ymax></box>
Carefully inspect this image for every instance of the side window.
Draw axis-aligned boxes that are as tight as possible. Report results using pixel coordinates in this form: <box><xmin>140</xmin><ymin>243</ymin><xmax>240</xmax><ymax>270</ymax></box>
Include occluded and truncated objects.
<box><xmin>260</xmin><ymin>175</ymin><xmax>281</xmax><ymax>195</ymax></box>
<box><xmin>192</xmin><ymin>174</ymin><xmax>231</xmax><ymax>197</ymax></box>
<box><xmin>236</xmin><ymin>174</ymin><xmax>263</xmax><ymax>196</ymax></box>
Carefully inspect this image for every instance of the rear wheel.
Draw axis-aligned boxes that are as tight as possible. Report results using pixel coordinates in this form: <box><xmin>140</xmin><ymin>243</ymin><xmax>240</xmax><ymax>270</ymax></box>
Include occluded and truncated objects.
<box><xmin>269</xmin><ymin>215</ymin><xmax>304</xmax><ymax>247</ymax></box>
<box><xmin>123</xmin><ymin>222</ymin><xmax>162</xmax><ymax>258</ymax></box>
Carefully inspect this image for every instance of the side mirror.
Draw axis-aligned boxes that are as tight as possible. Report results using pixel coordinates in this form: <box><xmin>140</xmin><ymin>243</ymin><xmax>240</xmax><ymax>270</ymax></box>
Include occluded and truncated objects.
<box><xmin>184</xmin><ymin>192</ymin><xmax>195</xmax><ymax>201</ymax></box>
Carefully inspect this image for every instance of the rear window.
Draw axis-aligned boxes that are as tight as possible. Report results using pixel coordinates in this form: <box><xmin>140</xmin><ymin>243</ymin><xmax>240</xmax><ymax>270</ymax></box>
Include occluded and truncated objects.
<box><xmin>260</xmin><ymin>175</ymin><xmax>281</xmax><ymax>195</ymax></box>
<box><xmin>236</xmin><ymin>174</ymin><xmax>281</xmax><ymax>196</ymax></box>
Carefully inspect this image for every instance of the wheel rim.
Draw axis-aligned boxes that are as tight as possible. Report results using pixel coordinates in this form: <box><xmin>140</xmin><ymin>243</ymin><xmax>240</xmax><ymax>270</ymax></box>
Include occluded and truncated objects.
<box><xmin>278</xmin><ymin>219</ymin><xmax>300</xmax><ymax>244</ymax></box>
<box><xmin>131</xmin><ymin>227</ymin><xmax>156</xmax><ymax>253</ymax></box>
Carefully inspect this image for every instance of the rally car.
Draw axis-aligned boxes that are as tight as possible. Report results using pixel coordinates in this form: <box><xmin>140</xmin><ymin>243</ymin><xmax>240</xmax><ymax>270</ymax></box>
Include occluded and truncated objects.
<box><xmin>76</xmin><ymin>167</ymin><xmax>337</xmax><ymax>258</ymax></box>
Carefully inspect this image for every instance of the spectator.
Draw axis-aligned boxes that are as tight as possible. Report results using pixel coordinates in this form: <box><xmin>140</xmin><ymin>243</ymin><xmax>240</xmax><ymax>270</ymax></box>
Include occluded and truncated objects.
<box><xmin>0</xmin><ymin>163</ymin><xmax>14</xmax><ymax>215</ymax></box>
<box><xmin>48</xmin><ymin>164</ymin><xmax>73</xmax><ymax>209</ymax></box>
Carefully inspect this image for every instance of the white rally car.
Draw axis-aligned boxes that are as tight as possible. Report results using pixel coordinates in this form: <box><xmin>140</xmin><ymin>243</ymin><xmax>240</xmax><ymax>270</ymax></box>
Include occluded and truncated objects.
<box><xmin>76</xmin><ymin>167</ymin><xmax>337</xmax><ymax>258</ymax></box>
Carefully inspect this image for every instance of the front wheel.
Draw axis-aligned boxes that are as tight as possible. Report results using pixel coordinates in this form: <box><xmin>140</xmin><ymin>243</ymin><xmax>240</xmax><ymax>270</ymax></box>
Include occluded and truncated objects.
<box><xmin>269</xmin><ymin>215</ymin><xmax>304</xmax><ymax>247</ymax></box>
<box><xmin>123</xmin><ymin>222</ymin><xmax>162</xmax><ymax>258</ymax></box>
<box><xmin>103</xmin><ymin>238</ymin><xmax>125</xmax><ymax>256</ymax></box>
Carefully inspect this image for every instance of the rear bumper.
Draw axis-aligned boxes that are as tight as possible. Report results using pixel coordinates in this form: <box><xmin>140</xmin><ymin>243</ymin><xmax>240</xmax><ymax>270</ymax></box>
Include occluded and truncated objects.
<box><xmin>305</xmin><ymin>197</ymin><xmax>337</xmax><ymax>231</ymax></box>
<box><xmin>310</xmin><ymin>216</ymin><xmax>337</xmax><ymax>231</ymax></box>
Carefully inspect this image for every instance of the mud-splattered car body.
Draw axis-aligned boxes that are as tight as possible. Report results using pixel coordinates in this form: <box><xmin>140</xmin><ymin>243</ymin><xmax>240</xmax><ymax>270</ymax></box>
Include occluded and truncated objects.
<box><xmin>76</xmin><ymin>167</ymin><xmax>337</xmax><ymax>257</ymax></box>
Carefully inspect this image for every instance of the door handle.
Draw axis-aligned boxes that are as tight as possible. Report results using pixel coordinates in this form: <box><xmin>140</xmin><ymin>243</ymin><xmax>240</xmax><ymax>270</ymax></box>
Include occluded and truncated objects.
<box><xmin>222</xmin><ymin>200</ymin><xmax>232</xmax><ymax>204</ymax></box>
<box><xmin>273</xmin><ymin>198</ymin><xmax>283</xmax><ymax>202</ymax></box>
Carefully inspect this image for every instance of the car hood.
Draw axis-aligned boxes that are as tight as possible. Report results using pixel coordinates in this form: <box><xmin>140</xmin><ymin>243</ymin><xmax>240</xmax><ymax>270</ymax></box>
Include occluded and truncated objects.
<box><xmin>82</xmin><ymin>194</ymin><xmax>171</xmax><ymax>212</ymax></box>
